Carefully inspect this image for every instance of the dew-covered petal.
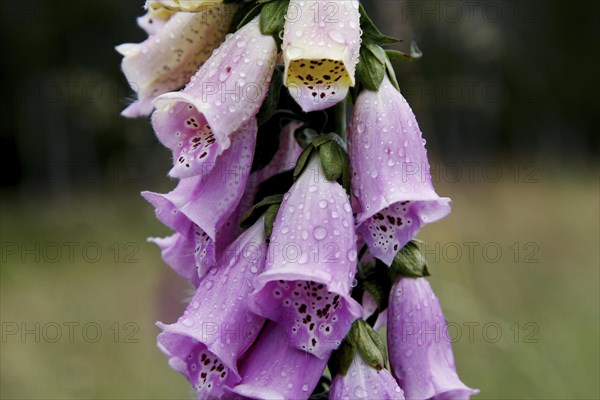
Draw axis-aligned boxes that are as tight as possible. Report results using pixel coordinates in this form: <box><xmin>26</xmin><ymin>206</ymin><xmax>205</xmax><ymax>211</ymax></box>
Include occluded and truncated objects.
<box><xmin>157</xmin><ymin>218</ymin><xmax>268</xmax><ymax>397</ymax></box>
<box><xmin>157</xmin><ymin>333</ymin><xmax>239</xmax><ymax>399</ymax></box>
<box><xmin>225</xmin><ymin>322</ymin><xmax>328</xmax><ymax>400</ymax></box>
<box><xmin>349</xmin><ymin>76</ymin><xmax>451</xmax><ymax>265</ymax></box>
<box><xmin>282</xmin><ymin>0</ymin><xmax>360</xmax><ymax>111</ymax></box>
<box><xmin>142</xmin><ymin>190</ymin><xmax>192</xmax><ymax>232</ymax></box>
<box><xmin>155</xmin><ymin>106</ymin><xmax>221</xmax><ymax>178</ymax></box>
<box><xmin>162</xmin><ymin>119</ymin><xmax>257</xmax><ymax>240</ymax></box>
<box><xmin>118</xmin><ymin>4</ymin><xmax>235</xmax><ymax>118</ymax></box>
<box><xmin>143</xmin><ymin>190</ymin><xmax>217</xmax><ymax>281</ymax></box>
<box><xmin>387</xmin><ymin>278</ymin><xmax>479</xmax><ymax>400</ymax></box>
<box><xmin>152</xmin><ymin>17</ymin><xmax>277</xmax><ymax>151</ymax></box>
<box><xmin>149</xmin><ymin>233</ymin><xmax>201</xmax><ymax>288</ymax></box>
<box><xmin>250</xmin><ymin>156</ymin><xmax>362</xmax><ymax>358</ymax></box>
<box><xmin>330</xmin><ymin>355</ymin><xmax>405</xmax><ymax>400</ymax></box>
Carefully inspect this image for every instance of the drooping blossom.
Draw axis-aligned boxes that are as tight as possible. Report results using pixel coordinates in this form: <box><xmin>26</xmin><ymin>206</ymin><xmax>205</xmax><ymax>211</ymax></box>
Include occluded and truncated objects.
<box><xmin>152</xmin><ymin>16</ymin><xmax>277</xmax><ymax>172</ymax></box>
<box><xmin>330</xmin><ymin>353</ymin><xmax>405</xmax><ymax>400</ymax></box>
<box><xmin>117</xmin><ymin>2</ymin><xmax>236</xmax><ymax>117</ymax></box>
<box><xmin>348</xmin><ymin>76</ymin><xmax>451</xmax><ymax>266</ymax></box>
<box><xmin>250</xmin><ymin>156</ymin><xmax>362</xmax><ymax>358</ymax></box>
<box><xmin>387</xmin><ymin>277</ymin><xmax>479</xmax><ymax>400</ymax></box>
<box><xmin>282</xmin><ymin>0</ymin><xmax>361</xmax><ymax>112</ymax></box>
<box><xmin>225</xmin><ymin>322</ymin><xmax>328</xmax><ymax>399</ymax></box>
<box><xmin>145</xmin><ymin>119</ymin><xmax>256</xmax><ymax>280</ymax></box>
<box><xmin>143</xmin><ymin>191</ymin><xmax>214</xmax><ymax>286</ymax></box>
<box><xmin>157</xmin><ymin>217</ymin><xmax>268</xmax><ymax>399</ymax></box>
<box><xmin>163</xmin><ymin>119</ymin><xmax>255</xmax><ymax>235</ymax></box>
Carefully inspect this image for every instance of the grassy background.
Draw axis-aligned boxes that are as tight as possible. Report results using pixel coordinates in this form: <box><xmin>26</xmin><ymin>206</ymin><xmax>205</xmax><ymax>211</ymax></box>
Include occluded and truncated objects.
<box><xmin>1</xmin><ymin>163</ymin><xmax>598</xmax><ymax>399</ymax></box>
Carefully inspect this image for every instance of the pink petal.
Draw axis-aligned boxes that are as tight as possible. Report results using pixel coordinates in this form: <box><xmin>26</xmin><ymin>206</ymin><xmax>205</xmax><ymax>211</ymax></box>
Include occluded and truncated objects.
<box><xmin>282</xmin><ymin>0</ymin><xmax>361</xmax><ymax>111</ymax></box>
<box><xmin>349</xmin><ymin>76</ymin><xmax>451</xmax><ymax>265</ymax></box>
<box><xmin>250</xmin><ymin>156</ymin><xmax>362</xmax><ymax>358</ymax></box>
<box><xmin>225</xmin><ymin>322</ymin><xmax>328</xmax><ymax>399</ymax></box>
<box><xmin>157</xmin><ymin>218</ymin><xmax>268</xmax><ymax>397</ymax></box>
<box><xmin>330</xmin><ymin>355</ymin><xmax>405</xmax><ymax>400</ymax></box>
<box><xmin>152</xmin><ymin>17</ymin><xmax>277</xmax><ymax>151</ymax></box>
<box><xmin>388</xmin><ymin>278</ymin><xmax>479</xmax><ymax>400</ymax></box>
<box><xmin>118</xmin><ymin>4</ymin><xmax>235</xmax><ymax>117</ymax></box>
<box><xmin>162</xmin><ymin>119</ymin><xmax>256</xmax><ymax>240</ymax></box>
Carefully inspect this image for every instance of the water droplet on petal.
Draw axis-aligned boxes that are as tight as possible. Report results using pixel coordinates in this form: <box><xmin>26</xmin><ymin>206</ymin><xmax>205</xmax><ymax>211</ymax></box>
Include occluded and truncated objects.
<box><xmin>219</xmin><ymin>70</ymin><xmax>230</xmax><ymax>82</ymax></box>
<box><xmin>347</xmin><ymin>249</ymin><xmax>357</xmax><ymax>262</ymax></box>
<box><xmin>313</xmin><ymin>226</ymin><xmax>327</xmax><ymax>240</ymax></box>
<box><xmin>328</xmin><ymin>31</ymin><xmax>345</xmax><ymax>44</ymax></box>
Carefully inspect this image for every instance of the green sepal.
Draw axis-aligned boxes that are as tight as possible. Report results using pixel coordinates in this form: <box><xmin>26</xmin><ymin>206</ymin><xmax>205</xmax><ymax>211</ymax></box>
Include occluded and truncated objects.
<box><xmin>257</xmin><ymin>65</ymin><xmax>283</xmax><ymax>126</ymax></box>
<box><xmin>385</xmin><ymin>41</ymin><xmax>423</xmax><ymax>62</ymax></box>
<box><xmin>293</xmin><ymin>145</ymin><xmax>316</xmax><ymax>180</ymax></box>
<box><xmin>260</xmin><ymin>0</ymin><xmax>289</xmax><ymax>43</ymax></box>
<box><xmin>390</xmin><ymin>240</ymin><xmax>431</xmax><ymax>278</ymax></box>
<box><xmin>357</xmin><ymin>258</ymin><xmax>392</xmax><ymax>311</ymax></box>
<box><xmin>356</xmin><ymin>43</ymin><xmax>387</xmax><ymax>92</ymax></box>
<box><xmin>239</xmin><ymin>194</ymin><xmax>284</xmax><ymax>229</ymax></box>
<box><xmin>384</xmin><ymin>56</ymin><xmax>400</xmax><ymax>91</ymax></box>
<box><xmin>327</xmin><ymin>335</ymin><xmax>356</xmax><ymax>378</ymax></box>
<box><xmin>263</xmin><ymin>203</ymin><xmax>281</xmax><ymax>240</ymax></box>
<box><xmin>315</xmin><ymin>134</ymin><xmax>350</xmax><ymax>188</ymax></box>
<box><xmin>311</xmin><ymin>132</ymin><xmax>339</xmax><ymax>148</ymax></box>
<box><xmin>359</xmin><ymin>4</ymin><xmax>402</xmax><ymax>45</ymax></box>
<box><xmin>355</xmin><ymin>320</ymin><xmax>386</xmax><ymax>371</ymax></box>
<box><xmin>293</xmin><ymin>133</ymin><xmax>350</xmax><ymax>194</ymax></box>
<box><xmin>319</xmin><ymin>140</ymin><xmax>343</xmax><ymax>182</ymax></box>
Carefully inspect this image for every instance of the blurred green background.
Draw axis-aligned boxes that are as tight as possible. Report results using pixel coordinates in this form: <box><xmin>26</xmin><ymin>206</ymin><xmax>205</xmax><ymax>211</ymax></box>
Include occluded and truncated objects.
<box><xmin>1</xmin><ymin>1</ymin><xmax>598</xmax><ymax>399</ymax></box>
